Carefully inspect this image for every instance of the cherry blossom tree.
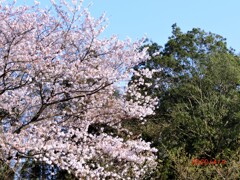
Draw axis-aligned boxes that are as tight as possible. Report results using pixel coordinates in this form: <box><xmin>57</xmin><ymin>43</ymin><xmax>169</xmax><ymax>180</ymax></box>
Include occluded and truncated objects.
<box><xmin>0</xmin><ymin>0</ymin><xmax>158</xmax><ymax>178</ymax></box>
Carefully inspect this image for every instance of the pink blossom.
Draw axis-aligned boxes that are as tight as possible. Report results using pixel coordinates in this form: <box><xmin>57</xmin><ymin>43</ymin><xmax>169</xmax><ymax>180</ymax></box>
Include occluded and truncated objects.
<box><xmin>0</xmin><ymin>0</ymin><xmax>158</xmax><ymax>179</ymax></box>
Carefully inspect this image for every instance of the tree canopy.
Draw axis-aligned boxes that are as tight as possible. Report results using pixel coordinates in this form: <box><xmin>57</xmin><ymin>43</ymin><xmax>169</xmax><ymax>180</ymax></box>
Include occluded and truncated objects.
<box><xmin>127</xmin><ymin>24</ymin><xmax>240</xmax><ymax>179</ymax></box>
<box><xmin>0</xmin><ymin>0</ymin><xmax>158</xmax><ymax>179</ymax></box>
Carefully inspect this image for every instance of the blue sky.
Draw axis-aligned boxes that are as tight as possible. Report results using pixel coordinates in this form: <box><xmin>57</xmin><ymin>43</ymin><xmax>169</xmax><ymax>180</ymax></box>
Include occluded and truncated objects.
<box><xmin>18</xmin><ymin>0</ymin><xmax>240</xmax><ymax>52</ymax></box>
<box><xmin>83</xmin><ymin>0</ymin><xmax>240</xmax><ymax>52</ymax></box>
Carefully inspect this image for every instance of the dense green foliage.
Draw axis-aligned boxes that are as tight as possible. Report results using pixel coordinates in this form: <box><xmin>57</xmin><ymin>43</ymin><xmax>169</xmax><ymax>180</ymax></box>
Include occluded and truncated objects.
<box><xmin>126</xmin><ymin>24</ymin><xmax>240</xmax><ymax>179</ymax></box>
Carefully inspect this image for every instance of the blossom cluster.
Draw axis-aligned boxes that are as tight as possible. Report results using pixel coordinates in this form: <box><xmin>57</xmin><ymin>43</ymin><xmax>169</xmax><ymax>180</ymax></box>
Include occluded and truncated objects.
<box><xmin>0</xmin><ymin>0</ymin><xmax>158</xmax><ymax>179</ymax></box>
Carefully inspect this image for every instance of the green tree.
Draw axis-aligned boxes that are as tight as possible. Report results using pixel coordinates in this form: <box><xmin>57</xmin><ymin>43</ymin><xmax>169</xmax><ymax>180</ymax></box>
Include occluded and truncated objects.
<box><xmin>126</xmin><ymin>25</ymin><xmax>240</xmax><ymax>179</ymax></box>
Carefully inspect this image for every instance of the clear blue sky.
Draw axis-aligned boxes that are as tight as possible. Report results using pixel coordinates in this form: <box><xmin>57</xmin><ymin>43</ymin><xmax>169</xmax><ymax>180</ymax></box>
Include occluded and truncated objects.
<box><xmin>83</xmin><ymin>0</ymin><xmax>240</xmax><ymax>52</ymax></box>
<box><xmin>18</xmin><ymin>0</ymin><xmax>240</xmax><ymax>52</ymax></box>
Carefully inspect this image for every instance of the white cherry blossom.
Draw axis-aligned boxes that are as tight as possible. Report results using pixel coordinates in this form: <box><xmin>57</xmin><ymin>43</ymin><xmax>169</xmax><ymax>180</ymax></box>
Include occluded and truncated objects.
<box><xmin>0</xmin><ymin>0</ymin><xmax>159</xmax><ymax>179</ymax></box>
